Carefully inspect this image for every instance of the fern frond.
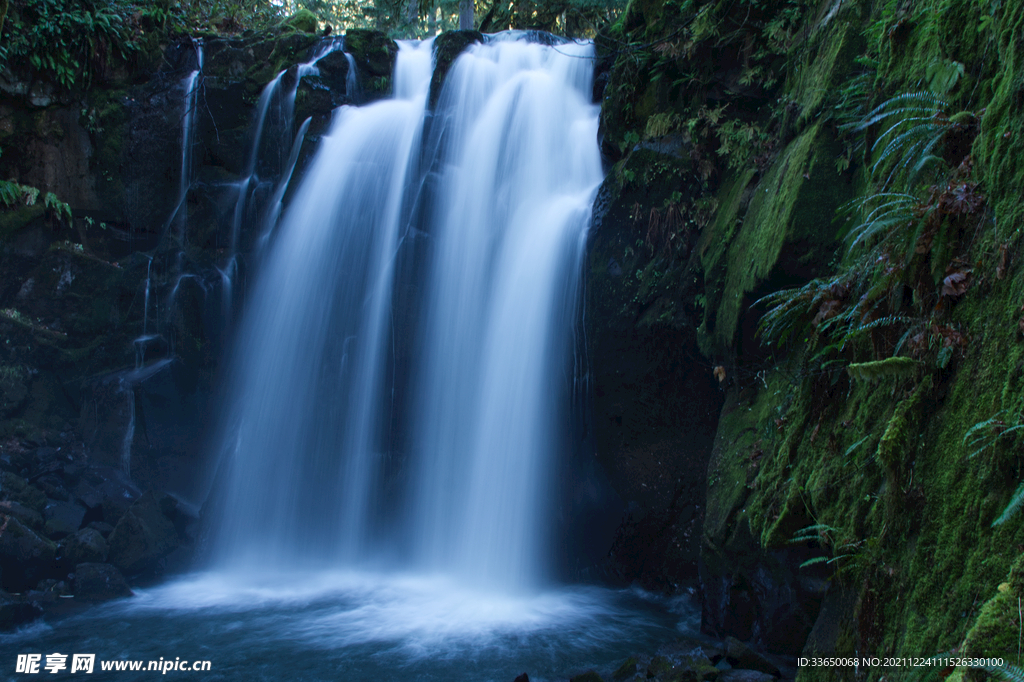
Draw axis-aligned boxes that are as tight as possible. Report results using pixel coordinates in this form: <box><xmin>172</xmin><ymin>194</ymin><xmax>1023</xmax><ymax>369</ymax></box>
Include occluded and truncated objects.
<box><xmin>984</xmin><ymin>663</ymin><xmax>1024</xmax><ymax>682</ymax></box>
<box><xmin>993</xmin><ymin>481</ymin><xmax>1024</xmax><ymax>527</ymax></box>
<box><xmin>842</xmin><ymin>193</ymin><xmax>920</xmax><ymax>252</ymax></box>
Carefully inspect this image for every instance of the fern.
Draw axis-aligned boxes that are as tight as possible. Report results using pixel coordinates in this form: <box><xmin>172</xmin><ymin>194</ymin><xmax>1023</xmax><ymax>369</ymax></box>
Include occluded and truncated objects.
<box><xmin>840</xmin><ymin>192</ymin><xmax>921</xmax><ymax>252</ymax></box>
<box><xmin>964</xmin><ymin>411</ymin><xmax>1024</xmax><ymax>458</ymax></box>
<box><xmin>983</xmin><ymin>663</ymin><xmax>1024</xmax><ymax>681</ymax></box>
<box><xmin>993</xmin><ymin>482</ymin><xmax>1024</xmax><ymax>527</ymax></box>
<box><xmin>843</xmin><ymin>91</ymin><xmax>952</xmax><ymax>189</ymax></box>
<box><xmin>44</xmin><ymin>192</ymin><xmax>71</xmax><ymax>224</ymax></box>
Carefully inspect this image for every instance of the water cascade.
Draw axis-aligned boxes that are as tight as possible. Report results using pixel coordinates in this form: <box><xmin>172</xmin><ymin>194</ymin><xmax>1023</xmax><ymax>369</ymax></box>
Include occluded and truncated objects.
<box><xmin>175</xmin><ymin>39</ymin><xmax>204</xmax><ymax>238</ymax></box>
<box><xmin>10</xmin><ymin>34</ymin><xmax>696</xmax><ymax>681</ymax></box>
<box><xmin>410</xmin><ymin>38</ymin><xmax>601</xmax><ymax>589</ymax></box>
<box><xmin>212</xmin><ymin>39</ymin><xmax>435</xmax><ymax>567</ymax></box>
<box><xmin>212</xmin><ymin>34</ymin><xmax>601</xmax><ymax>589</ymax></box>
<box><xmin>222</xmin><ymin>38</ymin><xmax>347</xmax><ymax>315</ymax></box>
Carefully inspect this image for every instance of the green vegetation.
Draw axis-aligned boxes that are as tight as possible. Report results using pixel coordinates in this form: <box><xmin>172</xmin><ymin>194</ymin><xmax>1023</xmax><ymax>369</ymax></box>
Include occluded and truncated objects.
<box><xmin>598</xmin><ymin>0</ymin><xmax>1024</xmax><ymax>674</ymax></box>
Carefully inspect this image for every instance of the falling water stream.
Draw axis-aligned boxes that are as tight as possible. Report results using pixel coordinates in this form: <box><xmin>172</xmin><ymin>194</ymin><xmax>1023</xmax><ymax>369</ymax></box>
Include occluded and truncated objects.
<box><xmin>4</xmin><ymin>35</ymin><xmax>701</xmax><ymax>681</ymax></box>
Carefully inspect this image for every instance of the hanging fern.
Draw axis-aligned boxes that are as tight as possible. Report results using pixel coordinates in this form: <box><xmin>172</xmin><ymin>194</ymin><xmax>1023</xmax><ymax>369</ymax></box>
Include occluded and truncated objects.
<box><xmin>839</xmin><ymin>192</ymin><xmax>922</xmax><ymax>252</ymax></box>
<box><xmin>843</xmin><ymin>91</ymin><xmax>952</xmax><ymax>189</ymax></box>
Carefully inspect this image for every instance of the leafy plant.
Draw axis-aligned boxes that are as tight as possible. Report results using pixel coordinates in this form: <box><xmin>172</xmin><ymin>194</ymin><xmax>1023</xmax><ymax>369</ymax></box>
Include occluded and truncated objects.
<box><xmin>843</xmin><ymin>91</ymin><xmax>952</xmax><ymax>189</ymax></box>
<box><xmin>963</xmin><ymin>411</ymin><xmax>1024</xmax><ymax>459</ymax></box>
<box><xmin>789</xmin><ymin>523</ymin><xmax>864</xmax><ymax>569</ymax></box>
<box><xmin>0</xmin><ymin>0</ymin><xmax>140</xmax><ymax>89</ymax></box>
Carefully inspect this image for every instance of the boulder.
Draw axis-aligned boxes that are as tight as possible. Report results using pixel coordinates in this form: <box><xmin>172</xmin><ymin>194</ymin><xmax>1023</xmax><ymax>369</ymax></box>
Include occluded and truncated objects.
<box><xmin>73</xmin><ymin>562</ymin><xmax>132</xmax><ymax>600</ymax></box>
<box><xmin>0</xmin><ymin>513</ymin><xmax>57</xmax><ymax>591</ymax></box>
<box><xmin>724</xmin><ymin>638</ymin><xmax>780</xmax><ymax>677</ymax></box>
<box><xmin>59</xmin><ymin>527</ymin><xmax>108</xmax><ymax>568</ymax></box>
<box><xmin>106</xmin><ymin>491</ymin><xmax>180</xmax><ymax>576</ymax></box>
<box><xmin>0</xmin><ymin>500</ymin><xmax>43</xmax><ymax>531</ymax></box>
<box><xmin>42</xmin><ymin>500</ymin><xmax>86</xmax><ymax>538</ymax></box>
<box><xmin>87</xmin><ymin>521</ymin><xmax>115</xmax><ymax>537</ymax></box>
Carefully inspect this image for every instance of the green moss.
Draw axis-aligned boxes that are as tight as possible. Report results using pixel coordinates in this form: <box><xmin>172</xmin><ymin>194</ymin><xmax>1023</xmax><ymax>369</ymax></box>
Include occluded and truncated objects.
<box><xmin>0</xmin><ymin>204</ymin><xmax>44</xmax><ymax>241</ymax></box>
<box><xmin>713</xmin><ymin>121</ymin><xmax>850</xmax><ymax>349</ymax></box>
<box><xmin>282</xmin><ymin>8</ymin><xmax>318</xmax><ymax>33</ymax></box>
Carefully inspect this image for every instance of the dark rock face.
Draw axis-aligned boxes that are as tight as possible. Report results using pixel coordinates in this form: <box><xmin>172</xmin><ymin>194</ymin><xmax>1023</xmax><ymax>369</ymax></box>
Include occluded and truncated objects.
<box><xmin>106</xmin><ymin>491</ymin><xmax>181</xmax><ymax>577</ymax></box>
<box><xmin>0</xmin><ymin>513</ymin><xmax>57</xmax><ymax>591</ymax></box>
<box><xmin>73</xmin><ymin>562</ymin><xmax>132</xmax><ymax>600</ymax></box>
<box><xmin>585</xmin><ymin>170</ymin><xmax>724</xmax><ymax>589</ymax></box>
<box><xmin>344</xmin><ymin>29</ymin><xmax>398</xmax><ymax>99</ymax></box>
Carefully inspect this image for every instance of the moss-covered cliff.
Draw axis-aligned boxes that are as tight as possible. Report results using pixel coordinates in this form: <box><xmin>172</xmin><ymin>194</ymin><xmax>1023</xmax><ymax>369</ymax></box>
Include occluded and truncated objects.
<box><xmin>594</xmin><ymin>0</ymin><xmax>1024</xmax><ymax>673</ymax></box>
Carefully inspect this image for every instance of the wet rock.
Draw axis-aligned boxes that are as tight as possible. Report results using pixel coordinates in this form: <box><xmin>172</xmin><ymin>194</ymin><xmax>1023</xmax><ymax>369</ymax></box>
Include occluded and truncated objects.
<box><xmin>59</xmin><ymin>528</ymin><xmax>108</xmax><ymax>568</ymax></box>
<box><xmin>315</xmin><ymin>50</ymin><xmax>351</xmax><ymax>95</ymax></box>
<box><xmin>107</xmin><ymin>491</ymin><xmax>180</xmax><ymax>577</ymax></box>
<box><xmin>87</xmin><ymin>521</ymin><xmax>115</xmax><ymax>537</ymax></box>
<box><xmin>344</xmin><ymin>29</ymin><xmax>397</xmax><ymax>99</ymax></box>
<box><xmin>724</xmin><ymin>638</ymin><xmax>780</xmax><ymax>677</ymax></box>
<box><xmin>42</xmin><ymin>500</ymin><xmax>86</xmax><ymax>539</ymax></box>
<box><xmin>73</xmin><ymin>562</ymin><xmax>132</xmax><ymax>600</ymax></box>
<box><xmin>0</xmin><ymin>500</ymin><xmax>43</xmax><ymax>531</ymax></box>
<box><xmin>36</xmin><ymin>474</ymin><xmax>70</xmax><ymax>502</ymax></box>
<box><xmin>0</xmin><ymin>590</ymin><xmax>43</xmax><ymax>631</ymax></box>
<box><xmin>429</xmin><ymin>30</ymin><xmax>483</xmax><ymax>108</ymax></box>
<box><xmin>73</xmin><ymin>479</ymin><xmax>104</xmax><ymax>511</ymax></box>
<box><xmin>79</xmin><ymin>467</ymin><xmax>140</xmax><ymax>524</ymax></box>
<box><xmin>513</xmin><ymin>674</ymin><xmax>530</xmax><ymax>682</ymax></box>
<box><xmin>0</xmin><ymin>513</ymin><xmax>57</xmax><ymax>591</ymax></box>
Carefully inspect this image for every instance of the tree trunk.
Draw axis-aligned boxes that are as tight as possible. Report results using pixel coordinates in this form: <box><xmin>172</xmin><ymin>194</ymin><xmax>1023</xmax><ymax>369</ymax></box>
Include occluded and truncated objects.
<box><xmin>405</xmin><ymin>0</ymin><xmax>418</xmax><ymax>28</ymax></box>
<box><xmin>459</xmin><ymin>0</ymin><xmax>474</xmax><ymax>30</ymax></box>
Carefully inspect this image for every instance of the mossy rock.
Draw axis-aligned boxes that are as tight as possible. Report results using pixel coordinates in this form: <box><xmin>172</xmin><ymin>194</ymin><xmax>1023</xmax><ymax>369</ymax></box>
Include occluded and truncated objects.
<box><xmin>282</xmin><ymin>9</ymin><xmax>318</xmax><ymax>34</ymax></box>
<box><xmin>345</xmin><ymin>29</ymin><xmax>397</xmax><ymax>77</ymax></box>
<box><xmin>708</xmin><ymin>121</ymin><xmax>852</xmax><ymax>353</ymax></box>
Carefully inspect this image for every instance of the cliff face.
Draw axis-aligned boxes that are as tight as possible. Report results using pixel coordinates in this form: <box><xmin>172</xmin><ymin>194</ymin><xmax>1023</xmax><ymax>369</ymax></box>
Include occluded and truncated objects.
<box><xmin>592</xmin><ymin>0</ymin><xmax>1024</xmax><ymax>668</ymax></box>
<box><xmin>0</xmin><ymin>24</ymin><xmax>378</xmax><ymax>497</ymax></box>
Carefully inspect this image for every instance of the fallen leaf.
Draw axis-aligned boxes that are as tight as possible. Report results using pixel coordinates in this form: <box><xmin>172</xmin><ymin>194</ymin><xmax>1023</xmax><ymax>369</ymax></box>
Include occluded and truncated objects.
<box><xmin>942</xmin><ymin>271</ymin><xmax>970</xmax><ymax>297</ymax></box>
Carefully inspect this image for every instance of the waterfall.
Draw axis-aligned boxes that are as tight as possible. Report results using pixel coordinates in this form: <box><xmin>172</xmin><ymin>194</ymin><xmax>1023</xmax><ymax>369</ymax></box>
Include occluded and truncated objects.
<box><xmin>211</xmin><ymin>35</ymin><xmax>601</xmax><ymax>591</ymax></box>
<box><xmin>222</xmin><ymin>38</ymin><xmax>347</xmax><ymax>313</ymax></box>
<box><xmin>213</xmin><ymin>39</ymin><xmax>434</xmax><ymax>568</ymax></box>
<box><xmin>411</xmin><ymin>38</ymin><xmax>600</xmax><ymax>589</ymax></box>
<box><xmin>174</xmin><ymin>39</ymin><xmax>204</xmax><ymax>240</ymax></box>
